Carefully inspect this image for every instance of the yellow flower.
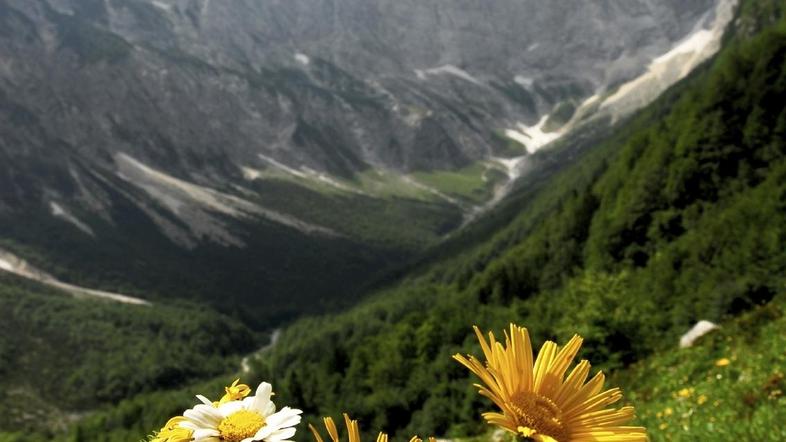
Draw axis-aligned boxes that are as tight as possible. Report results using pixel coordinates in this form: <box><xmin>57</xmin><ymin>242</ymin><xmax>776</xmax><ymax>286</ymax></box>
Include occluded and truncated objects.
<box><xmin>218</xmin><ymin>379</ymin><xmax>253</xmax><ymax>406</ymax></box>
<box><xmin>677</xmin><ymin>388</ymin><xmax>693</xmax><ymax>398</ymax></box>
<box><xmin>517</xmin><ymin>426</ymin><xmax>558</xmax><ymax>442</ymax></box>
<box><xmin>196</xmin><ymin>379</ymin><xmax>254</xmax><ymax>407</ymax></box>
<box><xmin>151</xmin><ymin>416</ymin><xmax>194</xmax><ymax>442</ymax></box>
<box><xmin>309</xmin><ymin>414</ymin><xmax>434</xmax><ymax>442</ymax></box>
<box><xmin>697</xmin><ymin>395</ymin><xmax>708</xmax><ymax>405</ymax></box>
<box><xmin>715</xmin><ymin>358</ymin><xmax>731</xmax><ymax>367</ymax></box>
<box><xmin>663</xmin><ymin>407</ymin><xmax>673</xmax><ymax>417</ymax></box>
<box><xmin>454</xmin><ymin>324</ymin><xmax>647</xmax><ymax>442</ymax></box>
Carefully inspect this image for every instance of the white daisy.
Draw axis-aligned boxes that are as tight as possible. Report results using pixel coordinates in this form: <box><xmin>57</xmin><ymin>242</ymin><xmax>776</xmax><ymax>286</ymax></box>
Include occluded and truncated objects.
<box><xmin>181</xmin><ymin>382</ymin><xmax>303</xmax><ymax>442</ymax></box>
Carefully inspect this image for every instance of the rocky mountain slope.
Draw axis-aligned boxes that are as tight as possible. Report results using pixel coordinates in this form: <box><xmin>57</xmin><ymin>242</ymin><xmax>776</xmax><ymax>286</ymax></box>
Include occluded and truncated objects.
<box><xmin>0</xmin><ymin>0</ymin><xmax>723</xmax><ymax>319</ymax></box>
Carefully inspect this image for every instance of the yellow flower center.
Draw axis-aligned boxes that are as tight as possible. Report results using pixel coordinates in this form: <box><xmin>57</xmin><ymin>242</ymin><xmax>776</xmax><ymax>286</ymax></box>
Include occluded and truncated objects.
<box><xmin>509</xmin><ymin>391</ymin><xmax>568</xmax><ymax>441</ymax></box>
<box><xmin>218</xmin><ymin>410</ymin><xmax>266</xmax><ymax>442</ymax></box>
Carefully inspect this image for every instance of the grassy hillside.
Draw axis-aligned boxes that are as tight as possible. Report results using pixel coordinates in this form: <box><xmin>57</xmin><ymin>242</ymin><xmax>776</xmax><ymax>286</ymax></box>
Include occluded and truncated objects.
<box><xmin>617</xmin><ymin>296</ymin><xmax>786</xmax><ymax>441</ymax></box>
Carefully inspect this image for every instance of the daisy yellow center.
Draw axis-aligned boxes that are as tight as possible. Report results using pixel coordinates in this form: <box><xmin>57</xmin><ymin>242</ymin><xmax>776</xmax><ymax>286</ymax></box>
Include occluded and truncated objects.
<box><xmin>218</xmin><ymin>410</ymin><xmax>266</xmax><ymax>442</ymax></box>
<box><xmin>509</xmin><ymin>391</ymin><xmax>568</xmax><ymax>441</ymax></box>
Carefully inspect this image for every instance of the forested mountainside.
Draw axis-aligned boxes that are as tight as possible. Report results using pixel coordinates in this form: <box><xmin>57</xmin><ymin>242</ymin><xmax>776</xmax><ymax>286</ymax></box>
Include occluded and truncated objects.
<box><xmin>0</xmin><ymin>272</ymin><xmax>258</xmax><ymax>437</ymax></box>
<box><xmin>245</xmin><ymin>0</ymin><xmax>785</xmax><ymax>438</ymax></box>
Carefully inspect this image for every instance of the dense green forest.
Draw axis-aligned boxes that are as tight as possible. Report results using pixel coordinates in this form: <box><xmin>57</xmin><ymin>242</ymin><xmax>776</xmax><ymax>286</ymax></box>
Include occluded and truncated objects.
<box><xmin>2</xmin><ymin>0</ymin><xmax>786</xmax><ymax>441</ymax></box>
<box><xmin>0</xmin><ymin>273</ymin><xmax>258</xmax><ymax>438</ymax></box>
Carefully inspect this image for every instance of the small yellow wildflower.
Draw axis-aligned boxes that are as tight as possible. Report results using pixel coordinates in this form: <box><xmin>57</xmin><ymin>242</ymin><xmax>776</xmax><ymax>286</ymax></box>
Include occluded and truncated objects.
<box><xmin>697</xmin><ymin>394</ymin><xmax>708</xmax><ymax>405</ymax></box>
<box><xmin>211</xmin><ymin>379</ymin><xmax>252</xmax><ymax>406</ymax></box>
<box><xmin>677</xmin><ymin>388</ymin><xmax>693</xmax><ymax>398</ymax></box>
<box><xmin>517</xmin><ymin>426</ymin><xmax>558</xmax><ymax>442</ymax></box>
<box><xmin>151</xmin><ymin>416</ymin><xmax>193</xmax><ymax>442</ymax></box>
<box><xmin>309</xmin><ymin>414</ymin><xmax>433</xmax><ymax>442</ymax></box>
<box><xmin>715</xmin><ymin>358</ymin><xmax>731</xmax><ymax>367</ymax></box>
<box><xmin>658</xmin><ymin>423</ymin><xmax>668</xmax><ymax>430</ymax></box>
<box><xmin>663</xmin><ymin>407</ymin><xmax>673</xmax><ymax>417</ymax></box>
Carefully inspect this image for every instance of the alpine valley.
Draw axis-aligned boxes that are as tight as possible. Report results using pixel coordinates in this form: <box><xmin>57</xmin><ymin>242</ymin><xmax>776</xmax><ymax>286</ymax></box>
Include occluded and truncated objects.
<box><xmin>1</xmin><ymin>0</ymin><xmax>785</xmax><ymax>441</ymax></box>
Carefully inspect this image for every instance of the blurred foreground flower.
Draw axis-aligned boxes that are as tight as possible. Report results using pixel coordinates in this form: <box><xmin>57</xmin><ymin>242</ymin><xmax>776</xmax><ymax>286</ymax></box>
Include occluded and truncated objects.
<box><xmin>454</xmin><ymin>324</ymin><xmax>647</xmax><ymax>442</ymax></box>
<box><xmin>715</xmin><ymin>358</ymin><xmax>731</xmax><ymax>367</ymax></box>
<box><xmin>150</xmin><ymin>380</ymin><xmax>302</xmax><ymax>442</ymax></box>
<box><xmin>309</xmin><ymin>414</ymin><xmax>434</xmax><ymax>442</ymax></box>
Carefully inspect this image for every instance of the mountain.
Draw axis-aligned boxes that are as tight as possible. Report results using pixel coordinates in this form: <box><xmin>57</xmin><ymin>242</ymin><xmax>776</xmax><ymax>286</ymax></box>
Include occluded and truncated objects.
<box><xmin>7</xmin><ymin>0</ymin><xmax>782</xmax><ymax>439</ymax></box>
<box><xmin>0</xmin><ymin>0</ymin><xmax>725</xmax><ymax>325</ymax></box>
<box><xmin>7</xmin><ymin>0</ymin><xmax>786</xmax><ymax>440</ymax></box>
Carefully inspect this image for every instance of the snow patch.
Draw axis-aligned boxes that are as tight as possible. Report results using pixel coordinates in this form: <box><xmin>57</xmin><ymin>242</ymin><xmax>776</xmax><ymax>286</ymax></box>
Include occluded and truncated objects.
<box><xmin>257</xmin><ymin>154</ymin><xmax>309</xmax><ymax>180</ymax></box>
<box><xmin>461</xmin><ymin>155</ymin><xmax>533</xmax><ymax>227</ymax></box>
<box><xmin>303</xmin><ymin>167</ymin><xmax>360</xmax><ymax>193</ymax></box>
<box><xmin>241</xmin><ymin>166</ymin><xmax>262</xmax><ymax>181</ymax></box>
<box><xmin>652</xmin><ymin>29</ymin><xmax>715</xmax><ymax>66</ymax></box>
<box><xmin>514</xmin><ymin>75</ymin><xmax>534</xmax><ymax>88</ymax></box>
<box><xmin>599</xmin><ymin>0</ymin><xmax>737</xmax><ymax>119</ymax></box>
<box><xmin>579</xmin><ymin>94</ymin><xmax>601</xmax><ymax>108</ymax></box>
<box><xmin>0</xmin><ymin>248</ymin><xmax>151</xmax><ymax>305</ymax></box>
<box><xmin>115</xmin><ymin>153</ymin><xmax>339</xmax><ymax>244</ymax></box>
<box><xmin>49</xmin><ymin>202</ymin><xmax>95</xmax><ymax>237</ymax></box>
<box><xmin>256</xmin><ymin>155</ymin><xmax>364</xmax><ymax>194</ymax></box>
<box><xmin>491</xmin><ymin>156</ymin><xmax>527</xmax><ymax>181</ymax></box>
<box><xmin>151</xmin><ymin>1</ymin><xmax>173</xmax><ymax>12</ymax></box>
<box><xmin>415</xmin><ymin>65</ymin><xmax>484</xmax><ymax>86</ymax></box>
<box><xmin>402</xmin><ymin>176</ymin><xmax>463</xmax><ymax>207</ymax></box>
<box><xmin>504</xmin><ymin>115</ymin><xmax>563</xmax><ymax>154</ymax></box>
<box><xmin>294</xmin><ymin>53</ymin><xmax>310</xmax><ymax>65</ymax></box>
<box><xmin>117</xmin><ymin>153</ymin><xmax>247</xmax><ymax>219</ymax></box>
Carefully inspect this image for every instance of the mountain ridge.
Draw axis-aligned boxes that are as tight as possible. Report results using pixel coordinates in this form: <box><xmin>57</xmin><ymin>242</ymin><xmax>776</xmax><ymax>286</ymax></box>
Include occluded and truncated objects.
<box><xmin>0</xmin><ymin>0</ymin><xmax>723</xmax><ymax>326</ymax></box>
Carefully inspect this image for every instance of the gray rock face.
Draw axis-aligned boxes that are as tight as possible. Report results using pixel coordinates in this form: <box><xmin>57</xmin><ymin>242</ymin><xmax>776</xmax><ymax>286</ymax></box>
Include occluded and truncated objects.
<box><xmin>0</xmin><ymin>0</ymin><xmax>720</xmax><ymax>250</ymax></box>
<box><xmin>0</xmin><ymin>0</ymin><xmax>724</xmax><ymax>320</ymax></box>
<box><xmin>0</xmin><ymin>0</ymin><xmax>715</xmax><ymax>180</ymax></box>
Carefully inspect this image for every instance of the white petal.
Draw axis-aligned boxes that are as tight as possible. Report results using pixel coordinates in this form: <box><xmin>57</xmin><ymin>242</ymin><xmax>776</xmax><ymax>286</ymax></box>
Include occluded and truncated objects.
<box><xmin>269</xmin><ymin>427</ymin><xmax>297</xmax><ymax>441</ymax></box>
<box><xmin>184</xmin><ymin>405</ymin><xmax>222</xmax><ymax>428</ymax></box>
<box><xmin>265</xmin><ymin>408</ymin><xmax>302</xmax><ymax>429</ymax></box>
<box><xmin>250</xmin><ymin>382</ymin><xmax>274</xmax><ymax>413</ymax></box>
<box><xmin>255</xmin><ymin>382</ymin><xmax>273</xmax><ymax>399</ymax></box>
<box><xmin>263</xmin><ymin>400</ymin><xmax>276</xmax><ymax>416</ymax></box>
<box><xmin>196</xmin><ymin>395</ymin><xmax>214</xmax><ymax>406</ymax></box>
<box><xmin>180</xmin><ymin>421</ymin><xmax>202</xmax><ymax>430</ymax></box>
<box><xmin>254</xmin><ymin>424</ymin><xmax>274</xmax><ymax>440</ymax></box>
<box><xmin>192</xmin><ymin>428</ymin><xmax>221</xmax><ymax>442</ymax></box>
<box><xmin>218</xmin><ymin>400</ymin><xmax>246</xmax><ymax>417</ymax></box>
